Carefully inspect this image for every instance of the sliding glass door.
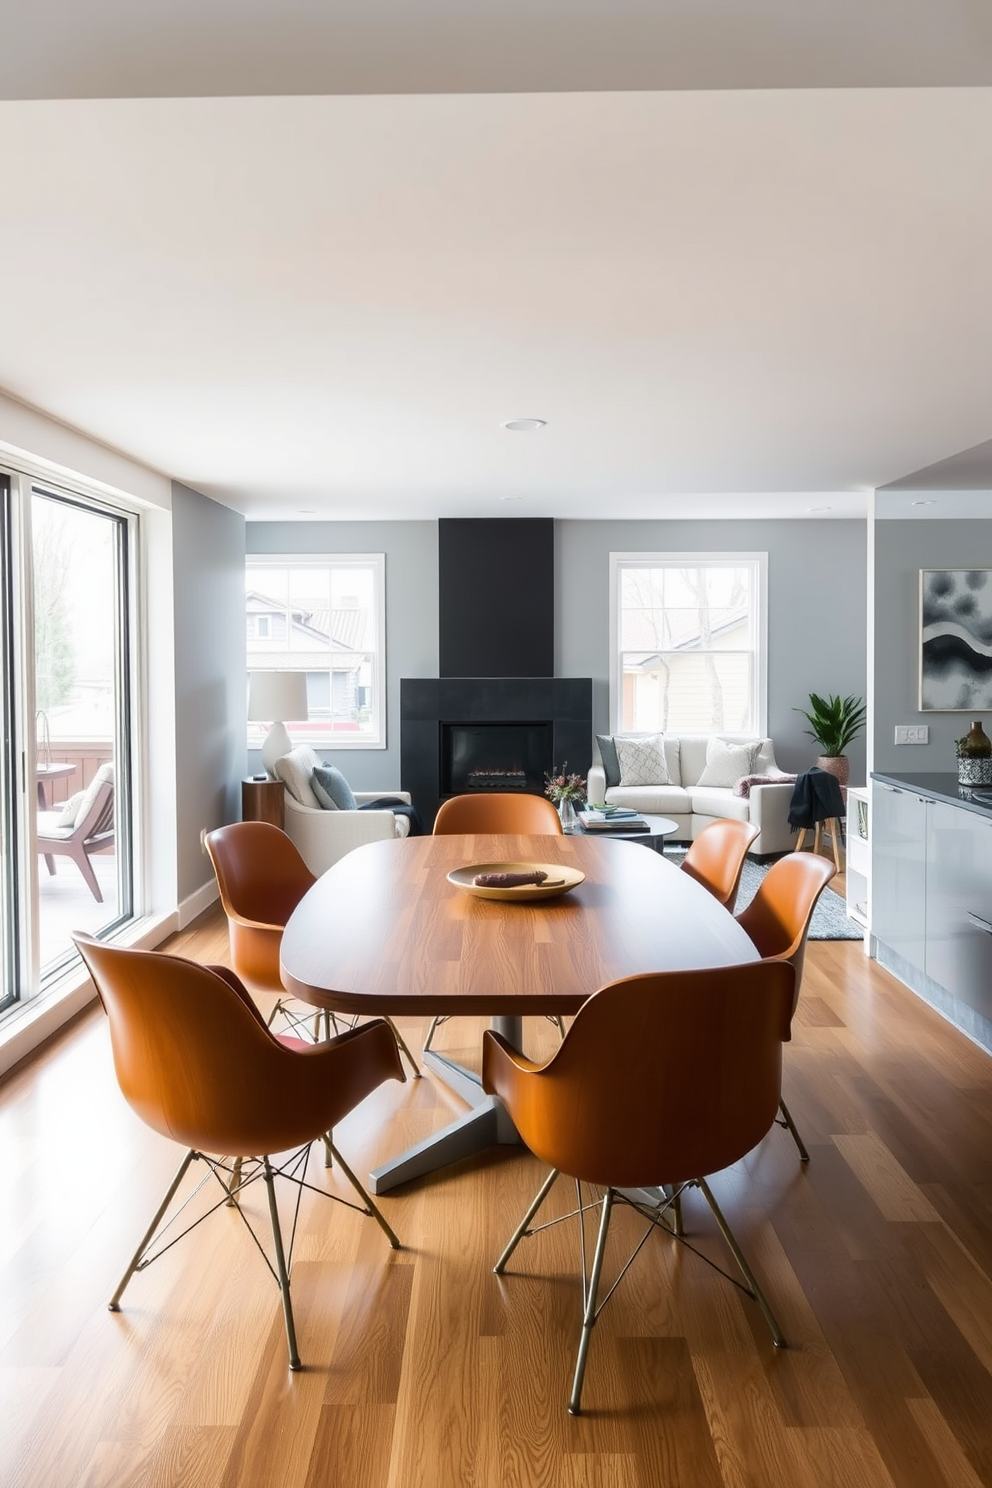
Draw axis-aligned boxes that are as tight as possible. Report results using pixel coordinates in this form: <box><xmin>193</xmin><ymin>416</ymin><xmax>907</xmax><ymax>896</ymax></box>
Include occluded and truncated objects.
<box><xmin>32</xmin><ymin>488</ymin><xmax>133</xmax><ymax>974</ymax></box>
<box><xmin>0</xmin><ymin>477</ymin><xmax>19</xmax><ymax>1013</ymax></box>
<box><xmin>0</xmin><ymin>470</ymin><xmax>136</xmax><ymax>1013</ymax></box>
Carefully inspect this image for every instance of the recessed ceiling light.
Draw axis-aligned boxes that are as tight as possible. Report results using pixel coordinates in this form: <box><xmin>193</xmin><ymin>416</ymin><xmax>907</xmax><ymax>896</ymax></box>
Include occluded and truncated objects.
<box><xmin>807</xmin><ymin>505</ymin><xmax>833</xmax><ymax>513</ymax></box>
<box><xmin>499</xmin><ymin>496</ymin><xmax>524</xmax><ymax>502</ymax></box>
<box><xmin>297</xmin><ymin>509</ymin><xmax>316</xmax><ymax>515</ymax></box>
<box><xmin>502</xmin><ymin>418</ymin><xmax>546</xmax><ymax>432</ymax></box>
<box><xmin>911</xmin><ymin>499</ymin><xmax>937</xmax><ymax>506</ymax></box>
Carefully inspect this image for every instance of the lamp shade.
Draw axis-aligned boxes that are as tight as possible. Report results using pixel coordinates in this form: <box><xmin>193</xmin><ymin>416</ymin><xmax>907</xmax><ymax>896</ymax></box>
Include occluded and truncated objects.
<box><xmin>248</xmin><ymin>671</ymin><xmax>309</xmax><ymax>724</ymax></box>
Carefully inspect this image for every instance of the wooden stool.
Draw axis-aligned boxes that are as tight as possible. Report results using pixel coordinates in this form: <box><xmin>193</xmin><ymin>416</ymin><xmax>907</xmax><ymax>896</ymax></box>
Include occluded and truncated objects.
<box><xmin>796</xmin><ymin>818</ymin><xmax>843</xmax><ymax>873</ymax></box>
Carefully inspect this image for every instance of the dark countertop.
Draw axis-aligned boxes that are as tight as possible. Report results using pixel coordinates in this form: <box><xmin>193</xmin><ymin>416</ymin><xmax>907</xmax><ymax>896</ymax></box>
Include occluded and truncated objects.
<box><xmin>871</xmin><ymin>770</ymin><xmax>992</xmax><ymax>820</ymax></box>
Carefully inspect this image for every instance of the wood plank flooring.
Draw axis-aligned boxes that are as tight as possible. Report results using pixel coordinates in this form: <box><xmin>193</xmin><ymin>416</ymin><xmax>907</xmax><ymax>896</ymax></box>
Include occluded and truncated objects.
<box><xmin>3</xmin><ymin>901</ymin><xmax>992</xmax><ymax>1487</ymax></box>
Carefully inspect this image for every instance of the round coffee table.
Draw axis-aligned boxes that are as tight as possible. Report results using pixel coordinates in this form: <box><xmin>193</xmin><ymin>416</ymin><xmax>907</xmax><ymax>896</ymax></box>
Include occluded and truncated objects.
<box><xmin>572</xmin><ymin>813</ymin><xmax>679</xmax><ymax>851</ymax></box>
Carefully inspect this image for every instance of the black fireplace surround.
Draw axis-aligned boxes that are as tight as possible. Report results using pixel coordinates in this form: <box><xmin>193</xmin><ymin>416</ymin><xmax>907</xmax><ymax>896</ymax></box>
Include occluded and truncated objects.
<box><xmin>401</xmin><ymin>519</ymin><xmax>592</xmax><ymax>828</ymax></box>
<box><xmin>401</xmin><ymin>677</ymin><xmax>592</xmax><ymax>829</ymax></box>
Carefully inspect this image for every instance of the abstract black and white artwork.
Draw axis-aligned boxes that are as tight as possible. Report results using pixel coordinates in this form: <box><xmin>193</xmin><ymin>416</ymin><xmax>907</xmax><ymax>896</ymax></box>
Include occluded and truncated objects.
<box><xmin>920</xmin><ymin>569</ymin><xmax>992</xmax><ymax>711</ymax></box>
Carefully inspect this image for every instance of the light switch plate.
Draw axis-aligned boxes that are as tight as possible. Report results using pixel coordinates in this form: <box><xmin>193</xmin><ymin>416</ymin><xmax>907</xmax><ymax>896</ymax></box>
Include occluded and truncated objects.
<box><xmin>895</xmin><ymin>725</ymin><xmax>929</xmax><ymax>744</ymax></box>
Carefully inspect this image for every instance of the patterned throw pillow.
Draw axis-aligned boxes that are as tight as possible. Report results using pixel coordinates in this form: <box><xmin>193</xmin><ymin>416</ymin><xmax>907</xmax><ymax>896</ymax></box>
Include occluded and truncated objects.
<box><xmin>695</xmin><ymin>737</ymin><xmax>760</xmax><ymax>788</ymax></box>
<box><xmin>311</xmin><ymin>764</ymin><xmax>357</xmax><ymax>812</ymax></box>
<box><xmin>614</xmin><ymin>734</ymin><xmax>671</xmax><ymax>787</ymax></box>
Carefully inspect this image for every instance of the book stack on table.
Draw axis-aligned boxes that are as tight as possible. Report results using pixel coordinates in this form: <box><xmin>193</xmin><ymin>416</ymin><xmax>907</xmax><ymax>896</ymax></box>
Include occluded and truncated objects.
<box><xmin>578</xmin><ymin>807</ymin><xmax>649</xmax><ymax>831</ymax></box>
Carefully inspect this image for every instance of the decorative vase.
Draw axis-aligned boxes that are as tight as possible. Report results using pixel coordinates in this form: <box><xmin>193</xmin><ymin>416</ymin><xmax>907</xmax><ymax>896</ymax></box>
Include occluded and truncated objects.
<box><xmin>816</xmin><ymin>755</ymin><xmax>849</xmax><ymax>789</ymax></box>
<box><xmin>957</xmin><ymin>720</ymin><xmax>992</xmax><ymax>785</ymax></box>
<box><xmin>558</xmin><ymin>797</ymin><xmax>578</xmax><ymax>833</ymax></box>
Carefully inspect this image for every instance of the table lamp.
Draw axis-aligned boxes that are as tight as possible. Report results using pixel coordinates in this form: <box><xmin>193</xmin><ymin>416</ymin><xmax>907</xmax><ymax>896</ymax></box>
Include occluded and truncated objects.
<box><xmin>248</xmin><ymin>671</ymin><xmax>309</xmax><ymax>779</ymax></box>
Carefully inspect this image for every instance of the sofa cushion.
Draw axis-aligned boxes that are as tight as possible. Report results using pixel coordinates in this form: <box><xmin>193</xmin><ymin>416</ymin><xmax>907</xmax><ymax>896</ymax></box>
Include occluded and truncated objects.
<box><xmin>604</xmin><ymin>784</ymin><xmax>692</xmax><ymax>815</ymax></box>
<box><xmin>275</xmin><ymin>746</ymin><xmax>323</xmax><ymax>808</ymax></box>
<box><xmin>615</xmin><ymin>733</ymin><xmax>671</xmax><ymax>787</ymax></box>
<box><xmin>687</xmin><ymin>786</ymin><xmax>753</xmax><ymax>822</ymax></box>
<box><xmin>696</xmin><ymin>737</ymin><xmax>760</xmax><ymax>789</ymax></box>
<box><xmin>312</xmin><ymin>764</ymin><xmax>358</xmax><ymax>812</ymax></box>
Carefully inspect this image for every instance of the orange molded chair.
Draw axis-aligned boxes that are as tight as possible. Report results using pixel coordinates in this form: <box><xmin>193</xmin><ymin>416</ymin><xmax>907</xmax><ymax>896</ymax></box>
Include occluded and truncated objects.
<box><xmin>204</xmin><ymin>821</ymin><xmax>419</xmax><ymax>1077</ymax></box>
<box><xmin>73</xmin><ymin>932</ymin><xmax>405</xmax><ymax>1371</ymax></box>
<box><xmin>482</xmin><ymin>960</ymin><xmax>795</xmax><ymax>1414</ymax></box>
<box><xmin>433</xmin><ymin>792</ymin><xmax>563</xmax><ymax>836</ymax></box>
<box><xmin>679</xmin><ymin>817</ymin><xmax>759</xmax><ymax>910</ymax></box>
<box><xmin>735</xmin><ymin>850</ymin><xmax>837</xmax><ymax>1162</ymax></box>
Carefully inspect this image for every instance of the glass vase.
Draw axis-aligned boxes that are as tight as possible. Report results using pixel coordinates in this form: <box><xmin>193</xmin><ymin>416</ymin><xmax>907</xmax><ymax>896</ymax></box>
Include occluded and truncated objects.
<box><xmin>558</xmin><ymin>797</ymin><xmax>578</xmax><ymax>833</ymax></box>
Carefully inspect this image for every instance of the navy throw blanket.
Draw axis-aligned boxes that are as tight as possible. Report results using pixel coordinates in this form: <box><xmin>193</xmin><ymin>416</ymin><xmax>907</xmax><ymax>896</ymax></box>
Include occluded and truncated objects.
<box><xmin>358</xmin><ymin>797</ymin><xmax>423</xmax><ymax>836</ymax></box>
<box><xmin>788</xmin><ymin>767</ymin><xmax>845</xmax><ymax>832</ymax></box>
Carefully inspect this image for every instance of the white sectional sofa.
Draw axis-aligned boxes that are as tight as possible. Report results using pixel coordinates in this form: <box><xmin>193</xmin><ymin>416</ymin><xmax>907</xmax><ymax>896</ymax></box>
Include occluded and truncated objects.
<box><xmin>587</xmin><ymin>733</ymin><xmax>795</xmax><ymax>858</ymax></box>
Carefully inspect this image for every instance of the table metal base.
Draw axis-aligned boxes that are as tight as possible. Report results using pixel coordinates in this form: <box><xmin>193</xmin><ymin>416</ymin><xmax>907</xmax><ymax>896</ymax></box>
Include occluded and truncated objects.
<box><xmin>368</xmin><ymin>1015</ymin><xmax>523</xmax><ymax>1195</ymax></box>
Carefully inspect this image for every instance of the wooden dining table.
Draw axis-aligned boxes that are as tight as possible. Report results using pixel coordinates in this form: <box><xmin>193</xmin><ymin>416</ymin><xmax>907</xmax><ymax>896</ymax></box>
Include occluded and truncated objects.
<box><xmin>281</xmin><ymin>832</ymin><xmax>759</xmax><ymax>1193</ymax></box>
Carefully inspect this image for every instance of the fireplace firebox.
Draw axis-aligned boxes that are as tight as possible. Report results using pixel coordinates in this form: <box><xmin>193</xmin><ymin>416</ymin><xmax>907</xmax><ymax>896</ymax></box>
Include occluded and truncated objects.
<box><xmin>442</xmin><ymin>722</ymin><xmax>552</xmax><ymax>796</ymax></box>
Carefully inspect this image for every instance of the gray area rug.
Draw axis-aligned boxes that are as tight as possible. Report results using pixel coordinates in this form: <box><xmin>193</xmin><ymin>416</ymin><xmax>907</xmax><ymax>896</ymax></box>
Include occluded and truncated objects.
<box><xmin>663</xmin><ymin>847</ymin><xmax>863</xmax><ymax>941</ymax></box>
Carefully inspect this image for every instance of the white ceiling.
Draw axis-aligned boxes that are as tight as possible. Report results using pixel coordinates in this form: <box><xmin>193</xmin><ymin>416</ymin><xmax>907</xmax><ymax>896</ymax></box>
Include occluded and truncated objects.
<box><xmin>2</xmin><ymin>6</ymin><xmax>992</xmax><ymax>521</ymax></box>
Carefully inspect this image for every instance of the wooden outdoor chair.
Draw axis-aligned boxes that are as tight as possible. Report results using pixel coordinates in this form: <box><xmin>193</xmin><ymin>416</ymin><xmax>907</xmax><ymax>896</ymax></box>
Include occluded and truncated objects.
<box><xmin>37</xmin><ymin>762</ymin><xmax>114</xmax><ymax>903</ymax></box>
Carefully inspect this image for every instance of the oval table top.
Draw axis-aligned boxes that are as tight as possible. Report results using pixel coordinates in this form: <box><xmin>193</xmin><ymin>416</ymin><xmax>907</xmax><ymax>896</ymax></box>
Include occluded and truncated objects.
<box><xmin>281</xmin><ymin>832</ymin><xmax>758</xmax><ymax>1018</ymax></box>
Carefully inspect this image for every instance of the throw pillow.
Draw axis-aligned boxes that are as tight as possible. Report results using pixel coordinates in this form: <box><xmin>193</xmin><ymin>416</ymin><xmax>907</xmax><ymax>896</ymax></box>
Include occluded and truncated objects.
<box><xmin>614</xmin><ymin>733</ymin><xmax>671</xmax><ymax>788</ymax></box>
<box><xmin>312</xmin><ymin>764</ymin><xmax>357</xmax><ymax>812</ymax></box>
<box><xmin>696</xmin><ymin>737</ymin><xmax>760</xmax><ymax>789</ymax></box>
<box><xmin>57</xmin><ymin>790</ymin><xmax>85</xmax><ymax>828</ymax></box>
<box><xmin>596</xmin><ymin>734</ymin><xmax>621</xmax><ymax>790</ymax></box>
<box><xmin>63</xmin><ymin>761</ymin><xmax>114</xmax><ymax>829</ymax></box>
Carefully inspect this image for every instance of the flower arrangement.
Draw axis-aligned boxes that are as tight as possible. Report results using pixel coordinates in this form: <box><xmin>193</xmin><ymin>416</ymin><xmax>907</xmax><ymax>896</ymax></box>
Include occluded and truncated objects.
<box><xmin>544</xmin><ymin>766</ymin><xmax>586</xmax><ymax>806</ymax></box>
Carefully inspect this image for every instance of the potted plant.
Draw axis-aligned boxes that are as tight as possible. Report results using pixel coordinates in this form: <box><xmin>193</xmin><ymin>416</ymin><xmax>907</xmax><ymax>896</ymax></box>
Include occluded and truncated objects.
<box><xmin>794</xmin><ymin>692</ymin><xmax>866</xmax><ymax>788</ymax></box>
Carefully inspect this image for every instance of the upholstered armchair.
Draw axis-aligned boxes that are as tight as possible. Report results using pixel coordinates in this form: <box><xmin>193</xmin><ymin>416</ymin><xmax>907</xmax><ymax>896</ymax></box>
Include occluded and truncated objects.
<box><xmin>274</xmin><ymin>746</ymin><xmax>412</xmax><ymax>875</ymax></box>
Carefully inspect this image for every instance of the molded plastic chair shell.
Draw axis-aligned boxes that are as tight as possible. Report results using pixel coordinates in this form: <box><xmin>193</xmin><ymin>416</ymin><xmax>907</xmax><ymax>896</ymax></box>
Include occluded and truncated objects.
<box><xmin>679</xmin><ymin>817</ymin><xmax>759</xmax><ymax>910</ymax></box>
<box><xmin>484</xmin><ymin>961</ymin><xmax>793</xmax><ymax>1189</ymax></box>
<box><xmin>74</xmin><ymin>932</ymin><xmax>404</xmax><ymax>1157</ymax></box>
<box><xmin>204</xmin><ymin>821</ymin><xmax>316</xmax><ymax>994</ymax></box>
<box><xmin>735</xmin><ymin>850</ymin><xmax>837</xmax><ymax>1020</ymax></box>
<box><xmin>433</xmin><ymin>792</ymin><xmax>563</xmax><ymax>835</ymax></box>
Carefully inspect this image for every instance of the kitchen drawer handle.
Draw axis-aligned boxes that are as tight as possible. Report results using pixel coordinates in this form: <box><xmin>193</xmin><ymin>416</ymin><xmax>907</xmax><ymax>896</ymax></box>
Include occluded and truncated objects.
<box><xmin>967</xmin><ymin>911</ymin><xmax>992</xmax><ymax>935</ymax></box>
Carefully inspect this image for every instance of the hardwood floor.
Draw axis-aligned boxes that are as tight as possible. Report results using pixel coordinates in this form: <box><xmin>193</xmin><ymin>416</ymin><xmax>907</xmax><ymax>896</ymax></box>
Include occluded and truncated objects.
<box><xmin>3</xmin><ymin>902</ymin><xmax>992</xmax><ymax>1487</ymax></box>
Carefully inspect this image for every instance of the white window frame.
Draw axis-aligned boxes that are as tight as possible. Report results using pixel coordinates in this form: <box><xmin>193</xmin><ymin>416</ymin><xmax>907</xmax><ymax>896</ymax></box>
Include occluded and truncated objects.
<box><xmin>246</xmin><ymin>552</ymin><xmax>387</xmax><ymax>750</ymax></box>
<box><xmin>609</xmin><ymin>551</ymin><xmax>768</xmax><ymax>737</ymax></box>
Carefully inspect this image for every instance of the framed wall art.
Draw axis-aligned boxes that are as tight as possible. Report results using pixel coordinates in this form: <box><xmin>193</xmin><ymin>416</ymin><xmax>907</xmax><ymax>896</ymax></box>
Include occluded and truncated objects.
<box><xmin>920</xmin><ymin>568</ymin><xmax>992</xmax><ymax>711</ymax></box>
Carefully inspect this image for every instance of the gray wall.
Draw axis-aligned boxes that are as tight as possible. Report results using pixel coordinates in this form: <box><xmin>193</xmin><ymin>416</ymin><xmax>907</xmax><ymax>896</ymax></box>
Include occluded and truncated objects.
<box><xmin>246</xmin><ymin>520</ymin><xmax>438</xmax><ymax>790</ymax></box>
<box><xmin>172</xmin><ymin>482</ymin><xmax>246</xmax><ymax>900</ymax></box>
<box><xmin>557</xmin><ymin>519</ymin><xmax>869</xmax><ymax>781</ymax></box>
<box><xmin>246</xmin><ymin>516</ymin><xmax>868</xmax><ymax>789</ymax></box>
<box><xmin>873</xmin><ymin>518</ymin><xmax>992</xmax><ymax>773</ymax></box>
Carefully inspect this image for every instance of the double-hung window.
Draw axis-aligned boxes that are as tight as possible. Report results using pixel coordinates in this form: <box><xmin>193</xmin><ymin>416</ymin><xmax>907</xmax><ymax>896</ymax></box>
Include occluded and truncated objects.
<box><xmin>611</xmin><ymin>552</ymin><xmax>767</xmax><ymax>735</ymax></box>
<box><xmin>246</xmin><ymin>554</ymin><xmax>386</xmax><ymax>749</ymax></box>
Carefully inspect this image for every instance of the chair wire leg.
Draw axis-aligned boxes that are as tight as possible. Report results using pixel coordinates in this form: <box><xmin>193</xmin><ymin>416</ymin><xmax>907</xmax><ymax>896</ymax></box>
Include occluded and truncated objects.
<box><xmin>696</xmin><ymin>1177</ymin><xmax>786</xmax><ymax>1349</ymax></box>
<box><xmin>422</xmin><ymin>1014</ymin><xmax>447</xmax><ymax>1054</ymax></box>
<box><xmin>386</xmin><ymin>1016</ymin><xmax>422</xmax><ymax>1078</ymax></box>
<box><xmin>569</xmin><ymin>1188</ymin><xmax>615</xmax><ymax>1416</ymax></box>
<box><xmin>328</xmin><ymin>1142</ymin><xmax>402</xmax><ymax>1249</ymax></box>
<box><xmin>494</xmin><ymin>1168</ymin><xmax>561</xmax><ymax>1274</ymax></box>
<box><xmin>262</xmin><ymin>1155</ymin><xmax>302</xmax><ymax>1371</ymax></box>
<box><xmin>777</xmin><ymin>1097</ymin><xmax>810</xmax><ymax>1163</ymax></box>
<box><xmin>109</xmin><ymin>1148</ymin><xmax>196</xmax><ymax>1310</ymax></box>
<box><xmin>226</xmin><ymin>1154</ymin><xmax>244</xmax><ymax>1205</ymax></box>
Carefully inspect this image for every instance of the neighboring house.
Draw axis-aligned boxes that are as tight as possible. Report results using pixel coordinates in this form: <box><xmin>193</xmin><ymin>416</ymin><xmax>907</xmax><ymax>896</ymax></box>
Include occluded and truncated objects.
<box><xmin>620</xmin><ymin>601</ymin><xmax>752</xmax><ymax>734</ymax></box>
<box><xmin>246</xmin><ymin>589</ymin><xmax>373</xmax><ymax>729</ymax></box>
